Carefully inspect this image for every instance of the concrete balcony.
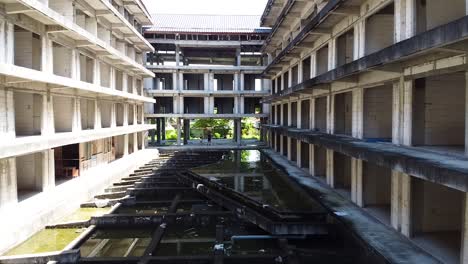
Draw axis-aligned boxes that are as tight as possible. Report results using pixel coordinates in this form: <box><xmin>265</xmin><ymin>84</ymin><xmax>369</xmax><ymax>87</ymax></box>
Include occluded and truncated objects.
<box><xmin>146</xmin><ymin>64</ymin><xmax>265</xmax><ymax>74</ymax></box>
<box><xmin>0</xmin><ymin>64</ymin><xmax>155</xmax><ymax>103</ymax></box>
<box><xmin>0</xmin><ymin>124</ymin><xmax>153</xmax><ymax>159</ymax></box>
<box><xmin>1</xmin><ymin>0</ymin><xmax>154</xmax><ymax>77</ymax></box>
<box><xmin>146</xmin><ymin>89</ymin><xmax>270</xmax><ymax>97</ymax></box>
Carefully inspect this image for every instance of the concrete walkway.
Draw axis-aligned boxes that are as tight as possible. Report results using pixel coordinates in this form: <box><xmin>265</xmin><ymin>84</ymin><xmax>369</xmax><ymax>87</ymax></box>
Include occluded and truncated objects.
<box><xmin>151</xmin><ymin>139</ymin><xmax>267</xmax><ymax>151</ymax></box>
<box><xmin>262</xmin><ymin>149</ymin><xmax>441</xmax><ymax>264</ymax></box>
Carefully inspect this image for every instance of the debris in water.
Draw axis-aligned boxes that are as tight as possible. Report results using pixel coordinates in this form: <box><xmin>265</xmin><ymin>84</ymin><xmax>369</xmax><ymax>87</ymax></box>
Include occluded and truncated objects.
<box><xmin>94</xmin><ymin>199</ymin><xmax>109</xmax><ymax>208</ymax></box>
<box><xmin>335</xmin><ymin>211</ymin><xmax>348</xmax><ymax>216</ymax></box>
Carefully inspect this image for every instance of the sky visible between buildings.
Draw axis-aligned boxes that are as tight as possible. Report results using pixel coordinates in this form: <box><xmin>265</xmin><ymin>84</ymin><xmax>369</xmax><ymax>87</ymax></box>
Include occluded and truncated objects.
<box><xmin>142</xmin><ymin>0</ymin><xmax>269</xmax><ymax>16</ymax></box>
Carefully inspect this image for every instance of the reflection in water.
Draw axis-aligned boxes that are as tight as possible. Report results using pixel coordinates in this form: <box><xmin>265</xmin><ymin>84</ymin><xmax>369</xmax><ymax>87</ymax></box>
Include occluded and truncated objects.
<box><xmin>191</xmin><ymin>150</ymin><xmax>322</xmax><ymax>212</ymax></box>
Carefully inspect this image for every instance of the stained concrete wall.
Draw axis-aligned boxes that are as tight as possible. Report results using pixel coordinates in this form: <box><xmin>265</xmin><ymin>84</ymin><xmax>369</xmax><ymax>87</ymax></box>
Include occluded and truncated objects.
<box><xmin>53</xmin><ymin>96</ymin><xmax>73</xmax><ymax>133</ymax></box>
<box><xmin>100</xmin><ymin>63</ymin><xmax>111</xmax><ymax>88</ymax></box>
<box><xmin>365</xmin><ymin>6</ymin><xmax>394</xmax><ymax>55</ymax></box>
<box><xmin>334</xmin><ymin>92</ymin><xmax>352</xmax><ymax>135</ymax></box>
<box><xmin>363</xmin><ymin>85</ymin><xmax>393</xmax><ymax>139</ymax></box>
<box><xmin>315</xmin><ymin>96</ymin><xmax>327</xmax><ymax>132</ymax></box>
<box><xmin>314</xmin><ymin>145</ymin><xmax>327</xmax><ymax>178</ymax></box>
<box><xmin>416</xmin><ymin>0</ymin><xmax>465</xmax><ymax>32</ymax></box>
<box><xmin>316</xmin><ymin>45</ymin><xmax>329</xmax><ymax>75</ymax></box>
<box><xmin>336</xmin><ymin>28</ymin><xmax>354</xmax><ymax>67</ymax></box>
<box><xmin>363</xmin><ymin>162</ymin><xmax>391</xmax><ymax>206</ymax></box>
<box><xmin>52</xmin><ymin>43</ymin><xmax>72</xmax><ymax>78</ymax></box>
<box><xmin>16</xmin><ymin>153</ymin><xmax>42</xmax><ymax>193</ymax></box>
<box><xmin>80</xmin><ymin>99</ymin><xmax>95</xmax><ymax>130</ymax></box>
<box><xmin>14</xmin><ymin>28</ymin><xmax>41</xmax><ymax>70</ymax></box>
<box><xmin>100</xmin><ymin>101</ymin><xmax>112</xmax><ymax>128</ymax></box>
<box><xmin>412</xmin><ymin>178</ymin><xmax>463</xmax><ymax>233</ymax></box>
<box><xmin>79</xmin><ymin>55</ymin><xmax>94</xmax><ymax>84</ymax></box>
<box><xmin>412</xmin><ymin>73</ymin><xmax>465</xmax><ymax>146</ymax></box>
<box><xmin>334</xmin><ymin>152</ymin><xmax>352</xmax><ymax>190</ymax></box>
<box><xmin>14</xmin><ymin>92</ymin><xmax>42</xmax><ymax>136</ymax></box>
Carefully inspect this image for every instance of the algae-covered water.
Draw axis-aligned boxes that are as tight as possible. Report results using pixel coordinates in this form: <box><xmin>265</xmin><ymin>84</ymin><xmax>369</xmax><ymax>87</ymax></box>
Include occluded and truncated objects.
<box><xmin>3</xmin><ymin>207</ymin><xmax>111</xmax><ymax>256</ymax></box>
<box><xmin>4</xmin><ymin>228</ymin><xmax>83</xmax><ymax>256</ymax></box>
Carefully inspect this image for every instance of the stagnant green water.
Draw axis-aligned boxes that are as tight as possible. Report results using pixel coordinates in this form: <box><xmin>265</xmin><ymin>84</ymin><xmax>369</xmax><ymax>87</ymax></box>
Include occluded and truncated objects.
<box><xmin>4</xmin><ymin>207</ymin><xmax>111</xmax><ymax>256</ymax></box>
<box><xmin>191</xmin><ymin>150</ymin><xmax>323</xmax><ymax>212</ymax></box>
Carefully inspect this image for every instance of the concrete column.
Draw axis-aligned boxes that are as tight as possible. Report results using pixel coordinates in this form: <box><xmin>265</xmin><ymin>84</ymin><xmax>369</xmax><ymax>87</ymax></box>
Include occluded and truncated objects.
<box><xmin>326</xmin><ymin>149</ymin><xmax>334</xmax><ymax>187</ymax></box>
<box><xmin>0</xmin><ymin>20</ymin><xmax>6</xmax><ymax>63</ymax></box>
<box><xmin>353</xmin><ymin>23</ymin><xmax>361</xmax><ymax>60</ymax></box>
<box><xmin>239</xmin><ymin>96</ymin><xmax>244</xmax><ymax>114</ymax></box>
<box><xmin>400</xmin><ymin>172</ymin><xmax>412</xmax><ymax>237</ymax></box>
<box><xmin>236</xmin><ymin>119</ymin><xmax>242</xmax><ymax>145</ymax></box>
<box><xmin>203</xmin><ymin>73</ymin><xmax>209</xmax><ymax>91</ymax></box>
<box><xmin>41</xmin><ymin>34</ymin><xmax>53</xmax><ymax>74</ymax></box>
<box><xmin>183</xmin><ymin>119</ymin><xmax>190</xmax><ymax>145</ymax></box>
<box><xmin>287</xmin><ymin>137</ymin><xmax>292</xmax><ymax>161</ymax></box>
<box><xmin>178</xmin><ymin>72</ymin><xmax>184</xmax><ymax>90</ymax></box>
<box><xmin>328</xmin><ymin>38</ymin><xmax>337</xmax><ymax>70</ymax></box>
<box><xmin>352</xmin><ymin>88</ymin><xmax>364</xmax><ymax>139</ymax></box>
<box><xmin>42</xmin><ymin>149</ymin><xmax>55</xmax><ymax>191</ymax></box>
<box><xmin>141</xmin><ymin>131</ymin><xmax>146</xmax><ymax>149</ymax></box>
<box><xmin>133</xmin><ymin>133</ymin><xmax>138</xmax><ymax>153</ymax></box>
<box><xmin>94</xmin><ymin>100</ymin><xmax>101</xmax><ymax>129</ymax></box>
<box><xmin>204</xmin><ymin>97</ymin><xmax>210</xmax><ymax>114</ymax></box>
<box><xmin>280</xmin><ymin>102</ymin><xmax>284</xmax><ymax>125</ymax></box>
<box><xmin>402</xmin><ymin>80</ymin><xmax>413</xmax><ymax>146</ymax></box>
<box><xmin>175</xmin><ymin>45</ymin><xmax>180</xmax><ymax>66</ymax></box>
<box><xmin>279</xmin><ymin>135</ymin><xmax>284</xmax><ymax>154</ymax></box>
<box><xmin>309</xmin><ymin>144</ymin><xmax>315</xmax><ymax>176</ymax></box>
<box><xmin>4</xmin><ymin>22</ymin><xmax>13</xmax><ymax>65</ymax></box>
<box><xmin>240</xmin><ymin>72</ymin><xmax>245</xmax><ymax>91</ymax></box>
<box><xmin>162</xmin><ymin>118</ymin><xmax>166</xmax><ymax>140</ymax></box>
<box><xmin>234</xmin><ymin>73</ymin><xmax>239</xmax><ymax>91</ymax></box>
<box><xmin>392</xmin><ymin>79</ymin><xmax>403</xmax><ymax>145</ymax></box>
<box><xmin>172</xmin><ymin>72</ymin><xmax>178</xmax><ymax>91</ymax></box>
<box><xmin>0</xmin><ymin>158</ymin><xmax>17</xmax><ymax>209</ymax></box>
<box><xmin>123</xmin><ymin>134</ymin><xmax>129</xmax><ymax>156</ymax></box>
<box><xmin>310</xmin><ymin>52</ymin><xmax>317</xmax><ymax>78</ymax></box>
<box><xmin>287</xmin><ymin>102</ymin><xmax>292</xmax><ymax>127</ymax></box>
<box><xmin>94</xmin><ymin>60</ymin><xmax>101</xmax><ymax>86</ymax></box>
<box><xmin>327</xmin><ymin>95</ymin><xmax>333</xmax><ymax>134</ymax></box>
<box><xmin>351</xmin><ymin>158</ymin><xmax>363</xmax><ymax>206</ymax></box>
<box><xmin>297</xmin><ymin>100</ymin><xmax>302</xmax><ymax>128</ymax></box>
<box><xmin>71</xmin><ymin>49</ymin><xmax>79</xmax><ymax>80</ymax></box>
<box><xmin>41</xmin><ymin>94</ymin><xmax>54</xmax><ymax>135</ymax></box>
<box><xmin>176</xmin><ymin>118</ymin><xmax>181</xmax><ymax>145</ymax></box>
<box><xmin>391</xmin><ymin>171</ymin><xmax>402</xmax><ymax>231</ymax></box>
<box><xmin>310</xmin><ymin>98</ymin><xmax>315</xmax><ymax>130</ymax></box>
<box><xmin>0</xmin><ymin>88</ymin><xmax>15</xmax><ymax>139</ymax></box>
<box><xmin>298</xmin><ymin>60</ymin><xmax>304</xmax><ymax>83</ymax></box>
<box><xmin>357</xmin><ymin>20</ymin><xmax>366</xmax><ymax>59</ymax></box>
<box><xmin>461</xmin><ymin>193</ymin><xmax>468</xmax><ymax>263</ymax></box>
<box><xmin>72</xmin><ymin>98</ymin><xmax>81</xmax><ymax>132</ymax></box>
<box><xmin>236</xmin><ymin>47</ymin><xmax>241</xmax><ymax>66</ymax></box>
<box><xmin>465</xmin><ymin>71</ymin><xmax>468</xmax><ymax>155</ymax></box>
<box><xmin>156</xmin><ymin>118</ymin><xmax>161</xmax><ymax>144</ymax></box>
<box><xmin>288</xmin><ymin>68</ymin><xmax>292</xmax><ymax>88</ymax></box>
<box><xmin>123</xmin><ymin>103</ymin><xmax>129</xmax><ymax>126</ymax></box>
<box><xmin>296</xmin><ymin>140</ymin><xmax>302</xmax><ymax>167</ymax></box>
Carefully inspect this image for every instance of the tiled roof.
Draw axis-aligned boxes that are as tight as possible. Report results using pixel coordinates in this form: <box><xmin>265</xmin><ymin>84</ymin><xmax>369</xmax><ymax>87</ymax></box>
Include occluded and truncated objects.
<box><xmin>145</xmin><ymin>14</ymin><xmax>271</xmax><ymax>33</ymax></box>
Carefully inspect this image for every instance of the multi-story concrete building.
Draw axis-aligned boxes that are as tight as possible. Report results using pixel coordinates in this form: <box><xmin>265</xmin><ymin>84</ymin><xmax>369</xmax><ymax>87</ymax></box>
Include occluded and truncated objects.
<box><xmin>0</xmin><ymin>0</ymin><xmax>156</xmax><ymax>253</ymax></box>
<box><xmin>261</xmin><ymin>0</ymin><xmax>468</xmax><ymax>263</ymax></box>
<box><xmin>144</xmin><ymin>14</ymin><xmax>271</xmax><ymax>145</ymax></box>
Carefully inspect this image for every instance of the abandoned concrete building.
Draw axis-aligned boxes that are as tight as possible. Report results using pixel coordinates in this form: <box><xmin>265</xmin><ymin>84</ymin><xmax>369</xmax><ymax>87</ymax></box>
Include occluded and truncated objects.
<box><xmin>2</xmin><ymin>0</ymin><xmax>468</xmax><ymax>263</ymax></box>
<box><xmin>0</xmin><ymin>0</ymin><xmax>157</xmax><ymax>253</ymax></box>
<box><xmin>262</xmin><ymin>0</ymin><xmax>468</xmax><ymax>263</ymax></box>
<box><xmin>143</xmin><ymin>14</ymin><xmax>271</xmax><ymax>145</ymax></box>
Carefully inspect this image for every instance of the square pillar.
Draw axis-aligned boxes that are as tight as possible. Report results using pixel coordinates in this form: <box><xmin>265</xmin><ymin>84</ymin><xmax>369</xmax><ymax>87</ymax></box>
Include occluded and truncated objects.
<box><xmin>0</xmin><ymin>158</ymin><xmax>17</xmax><ymax>209</ymax></box>
<box><xmin>287</xmin><ymin>137</ymin><xmax>292</xmax><ymax>161</ymax></box>
<box><xmin>72</xmin><ymin>98</ymin><xmax>81</xmax><ymax>132</ymax></box>
<box><xmin>123</xmin><ymin>134</ymin><xmax>129</xmax><ymax>156</ymax></box>
<box><xmin>352</xmin><ymin>88</ymin><xmax>364</xmax><ymax>139</ymax></box>
<box><xmin>310</xmin><ymin>98</ymin><xmax>315</xmax><ymax>130</ymax></box>
<box><xmin>94</xmin><ymin>100</ymin><xmax>101</xmax><ymax>129</ymax></box>
<box><xmin>402</xmin><ymin>80</ymin><xmax>413</xmax><ymax>146</ymax></box>
<box><xmin>296</xmin><ymin>140</ymin><xmax>302</xmax><ymax>167</ymax></box>
<box><xmin>297</xmin><ymin>100</ymin><xmax>302</xmax><ymax>128</ymax></box>
<box><xmin>172</xmin><ymin>72</ymin><xmax>178</xmax><ymax>91</ymax></box>
<box><xmin>326</xmin><ymin>149</ymin><xmax>334</xmax><ymax>187</ymax></box>
<box><xmin>287</xmin><ymin>102</ymin><xmax>292</xmax><ymax>127</ymax></box>
<box><xmin>236</xmin><ymin>119</ymin><xmax>242</xmax><ymax>145</ymax></box>
<box><xmin>351</xmin><ymin>158</ymin><xmax>363</xmax><ymax>206</ymax></box>
<box><xmin>392</xmin><ymin>79</ymin><xmax>403</xmax><ymax>145</ymax></box>
<box><xmin>176</xmin><ymin>118</ymin><xmax>181</xmax><ymax>145</ymax></box>
<box><xmin>309</xmin><ymin>144</ymin><xmax>315</xmax><ymax>176</ymax></box>
<box><xmin>400</xmin><ymin>172</ymin><xmax>412</xmax><ymax>237</ymax></box>
<box><xmin>133</xmin><ymin>133</ymin><xmax>138</xmax><ymax>153</ymax></box>
<box><xmin>327</xmin><ymin>95</ymin><xmax>333</xmax><ymax>134</ymax></box>
<box><xmin>42</xmin><ymin>149</ymin><xmax>55</xmax><ymax>191</ymax></box>
<box><xmin>0</xmin><ymin>88</ymin><xmax>15</xmax><ymax>139</ymax></box>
